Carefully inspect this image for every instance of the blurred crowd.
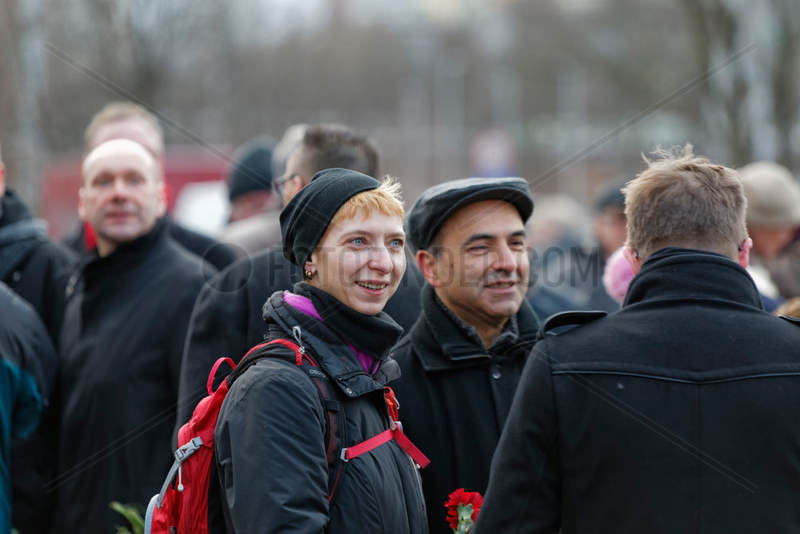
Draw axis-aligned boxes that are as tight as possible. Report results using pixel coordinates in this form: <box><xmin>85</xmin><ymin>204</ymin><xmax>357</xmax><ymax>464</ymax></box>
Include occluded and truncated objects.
<box><xmin>3</xmin><ymin>101</ymin><xmax>800</xmax><ymax>534</ymax></box>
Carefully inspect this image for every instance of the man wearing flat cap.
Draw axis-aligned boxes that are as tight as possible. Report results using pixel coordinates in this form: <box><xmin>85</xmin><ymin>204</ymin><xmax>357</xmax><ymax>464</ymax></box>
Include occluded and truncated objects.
<box><xmin>389</xmin><ymin>177</ymin><xmax>539</xmax><ymax>534</ymax></box>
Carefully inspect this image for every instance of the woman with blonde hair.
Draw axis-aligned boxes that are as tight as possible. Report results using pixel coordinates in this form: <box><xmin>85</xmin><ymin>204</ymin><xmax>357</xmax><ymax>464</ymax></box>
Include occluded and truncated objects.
<box><xmin>214</xmin><ymin>168</ymin><xmax>428</xmax><ymax>533</ymax></box>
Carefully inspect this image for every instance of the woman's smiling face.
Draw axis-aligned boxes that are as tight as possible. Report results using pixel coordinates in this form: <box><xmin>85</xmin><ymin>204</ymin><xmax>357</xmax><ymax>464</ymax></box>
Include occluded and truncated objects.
<box><xmin>306</xmin><ymin>209</ymin><xmax>407</xmax><ymax>315</ymax></box>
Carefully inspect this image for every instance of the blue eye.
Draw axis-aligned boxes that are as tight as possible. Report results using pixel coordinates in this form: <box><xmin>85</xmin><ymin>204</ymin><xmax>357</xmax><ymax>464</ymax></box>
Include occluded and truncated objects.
<box><xmin>390</xmin><ymin>239</ymin><xmax>403</xmax><ymax>247</ymax></box>
<box><xmin>351</xmin><ymin>238</ymin><xmax>365</xmax><ymax>245</ymax></box>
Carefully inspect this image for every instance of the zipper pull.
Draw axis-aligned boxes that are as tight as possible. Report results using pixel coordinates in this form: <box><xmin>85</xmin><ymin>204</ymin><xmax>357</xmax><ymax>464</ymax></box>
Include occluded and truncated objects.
<box><xmin>177</xmin><ymin>466</ymin><xmax>184</xmax><ymax>492</ymax></box>
<box><xmin>292</xmin><ymin>326</ymin><xmax>306</xmax><ymax>354</ymax></box>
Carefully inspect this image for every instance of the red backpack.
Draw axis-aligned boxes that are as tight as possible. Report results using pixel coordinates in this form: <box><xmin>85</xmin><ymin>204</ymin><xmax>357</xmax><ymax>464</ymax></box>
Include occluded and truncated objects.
<box><xmin>145</xmin><ymin>336</ymin><xmax>429</xmax><ymax>534</ymax></box>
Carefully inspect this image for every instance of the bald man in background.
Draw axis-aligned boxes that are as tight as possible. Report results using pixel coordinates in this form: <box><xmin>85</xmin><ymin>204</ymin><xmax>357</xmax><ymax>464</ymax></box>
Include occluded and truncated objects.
<box><xmin>53</xmin><ymin>139</ymin><xmax>212</xmax><ymax>533</ymax></box>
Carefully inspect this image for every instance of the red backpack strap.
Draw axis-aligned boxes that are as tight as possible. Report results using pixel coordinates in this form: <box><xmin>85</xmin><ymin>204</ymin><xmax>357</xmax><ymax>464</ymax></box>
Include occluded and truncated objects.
<box><xmin>340</xmin><ymin>387</ymin><xmax>430</xmax><ymax>469</ymax></box>
<box><xmin>340</xmin><ymin>425</ymin><xmax>430</xmax><ymax>469</ymax></box>
<box><xmin>384</xmin><ymin>387</ymin><xmax>400</xmax><ymax>422</ymax></box>
<box><xmin>267</xmin><ymin>338</ymin><xmax>317</xmax><ymax>367</ymax></box>
<box><xmin>207</xmin><ymin>358</ymin><xmax>235</xmax><ymax>395</ymax></box>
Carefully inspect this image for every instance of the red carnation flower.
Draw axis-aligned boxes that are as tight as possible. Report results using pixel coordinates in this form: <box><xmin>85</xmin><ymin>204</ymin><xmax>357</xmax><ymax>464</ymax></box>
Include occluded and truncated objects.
<box><xmin>445</xmin><ymin>488</ymin><xmax>483</xmax><ymax>533</ymax></box>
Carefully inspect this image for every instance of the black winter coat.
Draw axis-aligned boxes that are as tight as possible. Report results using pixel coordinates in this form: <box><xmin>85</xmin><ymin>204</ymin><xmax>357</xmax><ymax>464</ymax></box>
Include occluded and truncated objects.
<box><xmin>0</xmin><ymin>283</ymin><xmax>57</xmax><ymax>534</ymax></box>
<box><xmin>176</xmin><ymin>247</ymin><xmax>423</xmax><ymax>428</ymax></box>
<box><xmin>53</xmin><ymin>219</ymin><xmax>213</xmax><ymax>534</ymax></box>
<box><xmin>0</xmin><ymin>191</ymin><xmax>74</xmax><ymax>533</ymax></box>
<box><xmin>215</xmin><ymin>290</ymin><xmax>428</xmax><ymax>534</ymax></box>
<box><xmin>0</xmin><ymin>191</ymin><xmax>76</xmax><ymax>343</ymax></box>
<box><xmin>474</xmin><ymin>248</ymin><xmax>800</xmax><ymax>534</ymax></box>
<box><xmin>389</xmin><ymin>284</ymin><xmax>539</xmax><ymax>534</ymax></box>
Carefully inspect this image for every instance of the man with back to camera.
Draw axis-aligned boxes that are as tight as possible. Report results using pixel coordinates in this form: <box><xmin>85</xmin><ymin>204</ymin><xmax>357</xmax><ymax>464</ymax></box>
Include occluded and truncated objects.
<box><xmin>473</xmin><ymin>145</ymin><xmax>800</xmax><ymax>534</ymax></box>
<box><xmin>175</xmin><ymin>123</ymin><xmax>424</xmax><ymax>428</ymax></box>
<box><xmin>389</xmin><ymin>177</ymin><xmax>540</xmax><ymax>534</ymax></box>
<box><xmin>53</xmin><ymin>139</ymin><xmax>212</xmax><ymax>533</ymax></box>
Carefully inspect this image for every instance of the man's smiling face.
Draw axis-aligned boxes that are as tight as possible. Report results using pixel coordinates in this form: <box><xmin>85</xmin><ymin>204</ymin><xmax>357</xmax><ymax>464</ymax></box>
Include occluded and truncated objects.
<box><xmin>425</xmin><ymin>199</ymin><xmax>529</xmax><ymax>333</ymax></box>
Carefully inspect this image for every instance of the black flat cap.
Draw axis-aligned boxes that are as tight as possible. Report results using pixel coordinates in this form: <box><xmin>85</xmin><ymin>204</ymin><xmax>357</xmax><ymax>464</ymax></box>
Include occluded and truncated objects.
<box><xmin>406</xmin><ymin>177</ymin><xmax>533</xmax><ymax>252</ymax></box>
<box><xmin>280</xmin><ymin>168</ymin><xmax>380</xmax><ymax>267</ymax></box>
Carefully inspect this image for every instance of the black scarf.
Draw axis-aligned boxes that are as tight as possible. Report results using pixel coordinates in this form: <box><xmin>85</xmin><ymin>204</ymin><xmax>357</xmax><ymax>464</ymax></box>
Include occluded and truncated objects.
<box><xmin>421</xmin><ymin>283</ymin><xmax>539</xmax><ymax>360</ymax></box>
<box><xmin>292</xmin><ymin>282</ymin><xmax>404</xmax><ymax>360</ymax></box>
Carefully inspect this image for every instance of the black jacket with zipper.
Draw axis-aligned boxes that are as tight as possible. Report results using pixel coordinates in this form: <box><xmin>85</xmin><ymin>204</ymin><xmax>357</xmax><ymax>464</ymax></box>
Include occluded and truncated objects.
<box><xmin>389</xmin><ymin>284</ymin><xmax>539</xmax><ymax>534</ymax></box>
<box><xmin>215</xmin><ymin>290</ymin><xmax>428</xmax><ymax>534</ymax></box>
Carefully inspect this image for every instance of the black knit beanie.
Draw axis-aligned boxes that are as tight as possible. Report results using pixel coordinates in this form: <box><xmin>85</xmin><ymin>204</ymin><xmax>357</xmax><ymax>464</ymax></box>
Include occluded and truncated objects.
<box><xmin>280</xmin><ymin>168</ymin><xmax>380</xmax><ymax>267</ymax></box>
<box><xmin>227</xmin><ymin>142</ymin><xmax>274</xmax><ymax>201</ymax></box>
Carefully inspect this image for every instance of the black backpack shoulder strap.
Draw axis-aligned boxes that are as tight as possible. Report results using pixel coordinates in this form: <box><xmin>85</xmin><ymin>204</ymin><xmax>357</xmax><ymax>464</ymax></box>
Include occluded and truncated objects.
<box><xmin>227</xmin><ymin>336</ymin><xmax>349</xmax><ymax>504</ymax></box>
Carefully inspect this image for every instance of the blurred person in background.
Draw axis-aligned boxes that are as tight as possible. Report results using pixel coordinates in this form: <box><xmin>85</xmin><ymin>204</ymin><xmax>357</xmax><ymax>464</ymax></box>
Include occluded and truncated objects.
<box><xmin>219</xmin><ymin>136</ymin><xmax>282</xmax><ymax>256</ymax></box>
<box><xmin>63</xmin><ymin>101</ymin><xmax>237</xmax><ymax>271</ymax></box>
<box><xmin>0</xmin><ymin>140</ymin><xmax>75</xmax><ymax>343</ymax></box>
<box><xmin>0</xmin><ymin>140</ymin><xmax>74</xmax><ymax>533</ymax></box>
<box><xmin>390</xmin><ymin>177</ymin><xmax>539</xmax><ymax>534</ymax></box>
<box><xmin>583</xmin><ymin>181</ymin><xmax>629</xmax><ymax>312</ymax></box>
<box><xmin>0</xmin><ymin>283</ymin><xmax>57</xmax><ymax>534</ymax></box>
<box><xmin>53</xmin><ymin>139</ymin><xmax>213</xmax><ymax>533</ymax></box>
<box><xmin>524</xmin><ymin>193</ymin><xmax>587</xmax><ymax>319</ymax></box>
<box><xmin>474</xmin><ymin>145</ymin><xmax>800</xmax><ymax>534</ymax></box>
<box><xmin>176</xmin><ymin>123</ymin><xmax>424</xmax><ymax>428</ymax></box>
<box><xmin>536</xmin><ymin>183</ymin><xmax>628</xmax><ymax>314</ymax></box>
<box><xmin>739</xmin><ymin>161</ymin><xmax>800</xmax><ymax>303</ymax></box>
<box><xmin>225</xmin><ymin>138</ymin><xmax>275</xmax><ymax>224</ymax></box>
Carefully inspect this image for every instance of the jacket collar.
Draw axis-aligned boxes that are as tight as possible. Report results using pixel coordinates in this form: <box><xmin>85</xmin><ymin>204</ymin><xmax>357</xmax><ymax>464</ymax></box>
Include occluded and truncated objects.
<box><xmin>0</xmin><ymin>190</ymin><xmax>33</xmax><ymax>228</ymax></box>
<box><xmin>623</xmin><ymin>247</ymin><xmax>763</xmax><ymax>309</ymax></box>
<box><xmin>0</xmin><ymin>191</ymin><xmax>49</xmax><ymax>279</ymax></box>
<box><xmin>264</xmin><ymin>291</ymin><xmax>395</xmax><ymax>399</ymax></box>
<box><xmin>412</xmin><ymin>283</ymin><xmax>539</xmax><ymax>372</ymax></box>
<box><xmin>81</xmin><ymin>217</ymin><xmax>169</xmax><ymax>282</ymax></box>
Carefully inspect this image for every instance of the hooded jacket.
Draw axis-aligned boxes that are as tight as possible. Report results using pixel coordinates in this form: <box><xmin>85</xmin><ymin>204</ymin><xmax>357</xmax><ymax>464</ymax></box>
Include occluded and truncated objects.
<box><xmin>0</xmin><ymin>191</ymin><xmax>75</xmax><ymax>343</ymax></box>
<box><xmin>215</xmin><ymin>289</ymin><xmax>428</xmax><ymax>534</ymax></box>
<box><xmin>0</xmin><ymin>191</ymin><xmax>74</xmax><ymax>533</ymax></box>
<box><xmin>0</xmin><ymin>283</ymin><xmax>56</xmax><ymax>534</ymax></box>
<box><xmin>474</xmin><ymin>248</ymin><xmax>800</xmax><ymax>534</ymax></box>
<box><xmin>176</xmin><ymin>247</ymin><xmax>424</xmax><ymax>430</ymax></box>
<box><xmin>389</xmin><ymin>284</ymin><xmax>539</xmax><ymax>534</ymax></box>
<box><xmin>53</xmin><ymin>219</ymin><xmax>212</xmax><ymax>534</ymax></box>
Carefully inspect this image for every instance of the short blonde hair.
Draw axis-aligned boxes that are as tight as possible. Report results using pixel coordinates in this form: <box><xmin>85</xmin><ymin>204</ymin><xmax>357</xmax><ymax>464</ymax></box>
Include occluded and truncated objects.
<box><xmin>329</xmin><ymin>175</ymin><xmax>404</xmax><ymax>227</ymax></box>
<box><xmin>84</xmin><ymin>102</ymin><xmax>164</xmax><ymax>155</ymax></box>
<box><xmin>624</xmin><ymin>144</ymin><xmax>747</xmax><ymax>260</ymax></box>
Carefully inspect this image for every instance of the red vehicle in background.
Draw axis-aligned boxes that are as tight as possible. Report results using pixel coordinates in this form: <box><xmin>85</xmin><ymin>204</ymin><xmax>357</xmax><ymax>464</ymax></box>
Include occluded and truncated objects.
<box><xmin>41</xmin><ymin>145</ymin><xmax>231</xmax><ymax>240</ymax></box>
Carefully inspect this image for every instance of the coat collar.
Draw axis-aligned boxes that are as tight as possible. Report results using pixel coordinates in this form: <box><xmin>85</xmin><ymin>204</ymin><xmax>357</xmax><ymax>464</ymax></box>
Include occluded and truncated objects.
<box><xmin>410</xmin><ymin>283</ymin><xmax>539</xmax><ymax>372</ymax></box>
<box><xmin>623</xmin><ymin>247</ymin><xmax>763</xmax><ymax>310</ymax></box>
<box><xmin>264</xmin><ymin>291</ymin><xmax>396</xmax><ymax>399</ymax></box>
<box><xmin>0</xmin><ymin>191</ymin><xmax>50</xmax><ymax>280</ymax></box>
<box><xmin>81</xmin><ymin>217</ymin><xmax>169</xmax><ymax>283</ymax></box>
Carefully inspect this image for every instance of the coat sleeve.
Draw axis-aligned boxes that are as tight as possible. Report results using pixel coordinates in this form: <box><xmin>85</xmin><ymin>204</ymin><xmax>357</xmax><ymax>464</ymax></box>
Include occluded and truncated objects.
<box><xmin>215</xmin><ymin>363</ymin><xmax>330</xmax><ymax>534</ymax></box>
<box><xmin>175</xmin><ymin>273</ymin><xmax>250</xmax><ymax>429</ymax></box>
<box><xmin>471</xmin><ymin>342</ymin><xmax>561</xmax><ymax>534</ymax></box>
<box><xmin>9</xmin><ymin>291</ymin><xmax>58</xmax><ymax>533</ymax></box>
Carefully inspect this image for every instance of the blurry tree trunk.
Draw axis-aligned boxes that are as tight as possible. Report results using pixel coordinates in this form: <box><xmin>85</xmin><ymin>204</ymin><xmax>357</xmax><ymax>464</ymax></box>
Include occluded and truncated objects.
<box><xmin>682</xmin><ymin>0</ymin><xmax>800</xmax><ymax>168</ymax></box>
<box><xmin>0</xmin><ymin>0</ymin><xmax>46</xmax><ymax>211</ymax></box>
